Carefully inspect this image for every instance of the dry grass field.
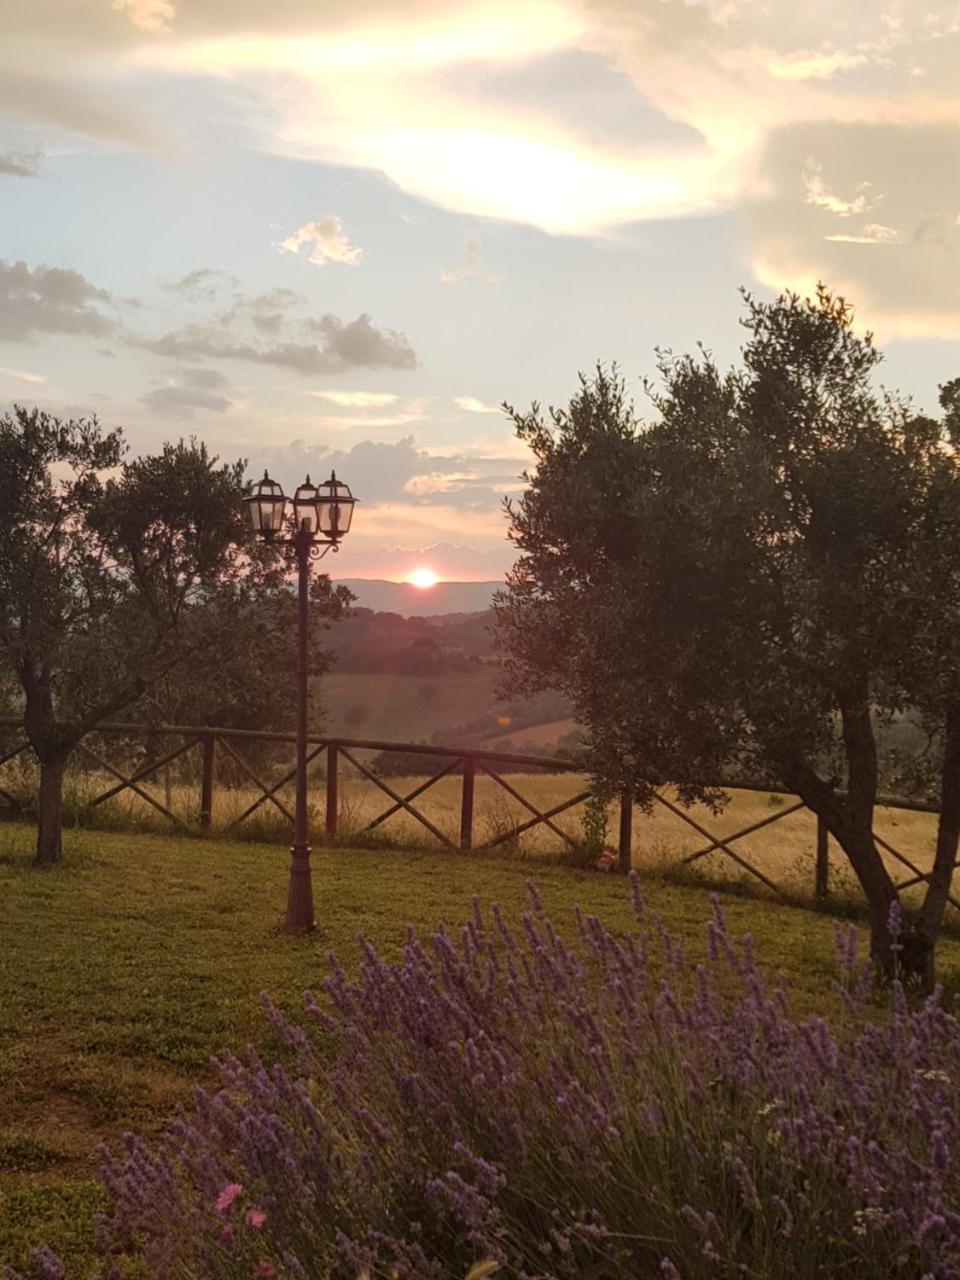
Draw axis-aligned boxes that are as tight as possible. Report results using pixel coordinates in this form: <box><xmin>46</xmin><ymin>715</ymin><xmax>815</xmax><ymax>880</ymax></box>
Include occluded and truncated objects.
<box><xmin>1</xmin><ymin>748</ymin><xmax>949</xmax><ymax>916</ymax></box>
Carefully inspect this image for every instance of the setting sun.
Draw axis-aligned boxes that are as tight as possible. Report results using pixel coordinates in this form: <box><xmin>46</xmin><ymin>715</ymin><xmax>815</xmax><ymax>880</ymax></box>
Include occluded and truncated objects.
<box><xmin>408</xmin><ymin>567</ymin><xmax>439</xmax><ymax>589</ymax></box>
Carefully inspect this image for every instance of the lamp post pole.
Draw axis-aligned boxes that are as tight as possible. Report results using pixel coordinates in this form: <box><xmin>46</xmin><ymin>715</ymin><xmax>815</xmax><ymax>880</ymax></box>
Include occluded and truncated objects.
<box><xmin>287</xmin><ymin>522</ymin><xmax>315</xmax><ymax>931</ymax></box>
<box><xmin>244</xmin><ymin>470</ymin><xmax>356</xmax><ymax>933</ymax></box>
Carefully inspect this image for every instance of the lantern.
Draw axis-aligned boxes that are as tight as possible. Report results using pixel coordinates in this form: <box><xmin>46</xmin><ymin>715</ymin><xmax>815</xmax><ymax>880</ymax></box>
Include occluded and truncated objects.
<box><xmin>315</xmin><ymin>470</ymin><xmax>355</xmax><ymax>540</ymax></box>
<box><xmin>245</xmin><ymin>471</ymin><xmax>287</xmax><ymax>536</ymax></box>
<box><xmin>292</xmin><ymin>476</ymin><xmax>321</xmax><ymax>534</ymax></box>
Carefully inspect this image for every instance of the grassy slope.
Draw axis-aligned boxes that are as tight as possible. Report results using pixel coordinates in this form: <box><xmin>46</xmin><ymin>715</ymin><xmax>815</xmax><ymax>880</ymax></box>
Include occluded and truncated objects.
<box><xmin>3</xmin><ymin>822</ymin><xmax>960</xmax><ymax>1273</ymax></box>
<box><xmin>320</xmin><ymin>669</ymin><xmax>501</xmax><ymax>741</ymax></box>
<box><xmin>480</xmin><ymin>717</ymin><xmax>579</xmax><ymax>750</ymax></box>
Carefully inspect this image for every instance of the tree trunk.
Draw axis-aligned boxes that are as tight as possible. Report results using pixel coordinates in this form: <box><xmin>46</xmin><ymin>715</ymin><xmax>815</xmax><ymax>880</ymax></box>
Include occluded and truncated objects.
<box><xmin>35</xmin><ymin>753</ymin><xmax>68</xmax><ymax>867</ymax></box>
<box><xmin>845</xmin><ymin>824</ymin><xmax>899</xmax><ymax>980</ymax></box>
<box><xmin>917</xmin><ymin>704</ymin><xmax>960</xmax><ymax>991</ymax></box>
<box><xmin>838</xmin><ymin>689</ymin><xmax>906</xmax><ymax>979</ymax></box>
<box><xmin>779</xmin><ymin>687</ymin><xmax>902</xmax><ymax>980</ymax></box>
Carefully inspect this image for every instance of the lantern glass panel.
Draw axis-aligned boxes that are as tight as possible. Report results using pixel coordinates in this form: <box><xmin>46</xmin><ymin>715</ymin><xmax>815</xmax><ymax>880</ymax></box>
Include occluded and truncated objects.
<box><xmin>293</xmin><ymin>479</ymin><xmax>320</xmax><ymax>534</ymax></box>
<box><xmin>246</xmin><ymin>473</ymin><xmax>287</xmax><ymax>534</ymax></box>
<box><xmin>317</xmin><ymin>474</ymin><xmax>355</xmax><ymax>539</ymax></box>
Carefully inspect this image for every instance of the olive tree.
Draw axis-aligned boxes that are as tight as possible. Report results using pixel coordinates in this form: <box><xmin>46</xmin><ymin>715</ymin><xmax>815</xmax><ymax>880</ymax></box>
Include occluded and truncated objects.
<box><xmin>0</xmin><ymin>407</ymin><xmax>345</xmax><ymax>865</ymax></box>
<box><xmin>496</xmin><ymin>289</ymin><xmax>960</xmax><ymax>985</ymax></box>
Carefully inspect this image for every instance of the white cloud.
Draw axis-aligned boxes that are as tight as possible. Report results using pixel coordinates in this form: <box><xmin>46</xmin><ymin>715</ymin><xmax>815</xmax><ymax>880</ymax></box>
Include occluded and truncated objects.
<box><xmin>824</xmin><ymin>223</ymin><xmax>900</xmax><ymax>244</ymax></box>
<box><xmin>440</xmin><ymin>235</ymin><xmax>499</xmax><ymax>284</ymax></box>
<box><xmin>9</xmin><ymin>0</ymin><xmax>960</xmax><ymax>333</ymax></box>
<box><xmin>311</xmin><ymin>410</ymin><xmax>427</xmax><ymax>429</ymax></box>
<box><xmin>353</xmin><ymin>501</ymin><xmax>506</xmax><ymax>541</ymax></box>
<box><xmin>803</xmin><ymin>159</ymin><xmax>873</xmax><ymax>217</ymax></box>
<box><xmin>250</xmin><ymin>434</ymin><xmax>525</xmax><ymax>510</ymax></box>
<box><xmin>0</xmin><ymin>365</ymin><xmax>46</xmax><ymax>384</ymax></box>
<box><xmin>454</xmin><ymin>395</ymin><xmax>500</xmax><ymax>413</ymax></box>
<box><xmin>747</xmin><ymin>120</ymin><xmax>960</xmax><ymax>338</ymax></box>
<box><xmin>129</xmin><ymin>5</ymin><xmax>735</xmax><ymax>234</ymax></box>
<box><xmin>279</xmin><ymin>216</ymin><xmax>363</xmax><ymax>268</ymax></box>
<box><xmin>308</xmin><ymin>389</ymin><xmax>400</xmax><ymax>406</ymax></box>
<box><xmin>0</xmin><ymin>149</ymin><xmax>43</xmax><ymax>178</ymax></box>
<box><xmin>112</xmin><ymin>0</ymin><xmax>176</xmax><ymax>33</ymax></box>
<box><xmin>403</xmin><ymin>471</ymin><xmax>476</xmax><ymax>495</ymax></box>
<box><xmin>767</xmin><ymin>49</ymin><xmax>869</xmax><ymax>81</ymax></box>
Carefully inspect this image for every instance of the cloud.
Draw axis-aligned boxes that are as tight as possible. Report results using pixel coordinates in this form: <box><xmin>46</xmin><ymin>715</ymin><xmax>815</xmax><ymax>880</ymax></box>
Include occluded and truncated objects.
<box><xmin>0</xmin><ymin>149</ymin><xmax>43</xmax><ymax>177</ymax></box>
<box><xmin>219</xmin><ymin>287</ymin><xmax>307</xmax><ymax>336</ymax></box>
<box><xmin>129</xmin><ymin>0</ymin><xmax>943</xmax><ymax>243</ymax></box>
<box><xmin>350</xmin><ymin>501</ymin><xmax>507</xmax><ymax>544</ymax></box>
<box><xmin>279</xmin><ymin>216</ymin><xmax>363</xmax><ymax>267</ymax></box>
<box><xmin>10</xmin><ymin>0</ymin><xmax>960</xmax><ymax>333</ymax></box>
<box><xmin>141</xmin><ymin>365</ymin><xmax>233</xmax><ymax>416</ymax></box>
<box><xmin>0</xmin><ymin>70</ymin><xmax>165</xmax><ymax>150</ymax></box>
<box><xmin>440</xmin><ymin>234</ymin><xmax>498</xmax><ymax>284</ymax></box>
<box><xmin>163</xmin><ymin>267</ymin><xmax>239</xmax><ymax>300</ymax></box>
<box><xmin>113</xmin><ymin>0</ymin><xmax>176</xmax><ymax>33</ymax></box>
<box><xmin>328</xmin><ymin>536</ymin><xmax>514</xmax><ymax>582</ymax></box>
<box><xmin>139</xmin><ymin>324</ymin><xmax>416</xmax><ymax>373</ymax></box>
<box><xmin>308</xmin><ymin>389</ymin><xmax>400</xmax><ymax>407</ymax></box>
<box><xmin>454</xmin><ymin>395</ymin><xmax>500</xmax><ymax>414</ymax></box>
<box><xmin>0</xmin><ymin>259</ymin><xmax>117</xmax><ymax>342</ymax></box>
<box><xmin>138</xmin><ymin>283</ymin><xmax>417</xmax><ymax>373</ymax></box>
<box><xmin>766</xmin><ymin>49</ymin><xmax>869</xmax><ymax>82</ymax></box>
<box><xmin>802</xmin><ymin>160</ymin><xmax>873</xmax><ymax>217</ymax></box>
<box><xmin>308</xmin><ymin>409</ymin><xmax>427</xmax><ymax>429</ymax></box>
<box><xmin>824</xmin><ymin>223</ymin><xmax>900</xmax><ymax>245</ymax></box>
<box><xmin>129</xmin><ymin>5</ymin><xmax>730</xmax><ymax>233</ymax></box>
<box><xmin>746</xmin><ymin>120</ymin><xmax>960</xmax><ymax>338</ymax></box>
<box><xmin>0</xmin><ymin>365</ymin><xmax>47</xmax><ymax>384</ymax></box>
<box><xmin>304</xmin><ymin>314</ymin><xmax>415</xmax><ymax>370</ymax></box>
<box><xmin>250</xmin><ymin>434</ymin><xmax>526</xmax><ymax>512</ymax></box>
<box><xmin>403</xmin><ymin>471</ymin><xmax>476</xmax><ymax>495</ymax></box>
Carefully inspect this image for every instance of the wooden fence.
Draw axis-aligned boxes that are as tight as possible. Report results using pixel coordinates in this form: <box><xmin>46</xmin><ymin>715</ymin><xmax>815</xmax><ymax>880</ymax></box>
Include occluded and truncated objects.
<box><xmin>0</xmin><ymin>718</ymin><xmax>952</xmax><ymax>911</ymax></box>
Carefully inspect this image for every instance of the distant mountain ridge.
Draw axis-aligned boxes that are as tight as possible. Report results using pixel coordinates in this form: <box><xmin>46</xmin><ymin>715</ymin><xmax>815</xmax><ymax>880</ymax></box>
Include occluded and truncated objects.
<box><xmin>334</xmin><ymin>578</ymin><xmax>501</xmax><ymax>616</ymax></box>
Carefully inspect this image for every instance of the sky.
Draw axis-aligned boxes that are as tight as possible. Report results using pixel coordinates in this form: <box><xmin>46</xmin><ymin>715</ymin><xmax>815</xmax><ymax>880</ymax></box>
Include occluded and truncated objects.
<box><xmin>2</xmin><ymin>0</ymin><xmax>960</xmax><ymax>582</ymax></box>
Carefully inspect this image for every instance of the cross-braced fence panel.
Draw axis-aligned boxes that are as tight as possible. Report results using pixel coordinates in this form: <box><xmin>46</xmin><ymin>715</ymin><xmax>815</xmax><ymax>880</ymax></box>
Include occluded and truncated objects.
<box><xmin>1</xmin><ymin>718</ymin><xmax>957</xmax><ymax>918</ymax></box>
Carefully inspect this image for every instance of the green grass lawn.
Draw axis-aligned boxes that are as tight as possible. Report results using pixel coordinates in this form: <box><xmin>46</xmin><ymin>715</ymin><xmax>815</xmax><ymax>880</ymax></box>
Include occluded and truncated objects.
<box><xmin>3</xmin><ymin>821</ymin><xmax>960</xmax><ymax>1274</ymax></box>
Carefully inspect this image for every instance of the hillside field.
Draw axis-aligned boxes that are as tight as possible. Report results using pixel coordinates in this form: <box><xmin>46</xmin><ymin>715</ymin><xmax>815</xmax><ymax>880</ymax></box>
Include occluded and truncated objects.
<box><xmin>320</xmin><ymin>669</ymin><xmax>503</xmax><ymax>742</ymax></box>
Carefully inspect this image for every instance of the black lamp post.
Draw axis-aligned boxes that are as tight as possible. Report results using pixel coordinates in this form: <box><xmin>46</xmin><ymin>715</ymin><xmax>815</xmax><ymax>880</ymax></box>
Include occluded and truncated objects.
<box><xmin>245</xmin><ymin>469</ymin><xmax>356</xmax><ymax>931</ymax></box>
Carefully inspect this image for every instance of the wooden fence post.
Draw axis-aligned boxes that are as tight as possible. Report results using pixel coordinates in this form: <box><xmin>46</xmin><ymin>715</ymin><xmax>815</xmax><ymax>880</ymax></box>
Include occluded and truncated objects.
<box><xmin>326</xmin><ymin>744</ymin><xmax>338</xmax><ymax>842</ymax></box>
<box><xmin>618</xmin><ymin>789</ymin><xmax>633</xmax><ymax>874</ymax></box>
<box><xmin>200</xmin><ymin>734</ymin><xmax>216</xmax><ymax>832</ymax></box>
<box><xmin>815</xmin><ymin>815</ymin><xmax>829</xmax><ymax>904</ymax></box>
<box><xmin>460</xmin><ymin>756</ymin><xmax>476</xmax><ymax>851</ymax></box>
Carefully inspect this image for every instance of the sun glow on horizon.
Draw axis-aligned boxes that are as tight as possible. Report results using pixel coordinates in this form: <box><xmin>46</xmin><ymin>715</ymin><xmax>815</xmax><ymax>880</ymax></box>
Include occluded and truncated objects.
<box><xmin>407</xmin><ymin>567</ymin><xmax>440</xmax><ymax>589</ymax></box>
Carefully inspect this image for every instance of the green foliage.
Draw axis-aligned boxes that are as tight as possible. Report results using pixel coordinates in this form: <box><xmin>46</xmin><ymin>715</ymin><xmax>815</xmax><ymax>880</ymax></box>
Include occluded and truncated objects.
<box><xmin>580</xmin><ymin>790</ymin><xmax>608</xmax><ymax>853</ymax></box>
<box><xmin>0</xmin><ymin>408</ymin><xmax>351</xmax><ymax>857</ymax></box>
<box><xmin>496</xmin><ymin>287</ymin><xmax>960</xmax><ymax>978</ymax></box>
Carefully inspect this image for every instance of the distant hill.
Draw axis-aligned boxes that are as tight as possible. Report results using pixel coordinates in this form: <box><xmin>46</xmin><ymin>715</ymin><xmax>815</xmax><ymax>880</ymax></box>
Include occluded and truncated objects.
<box><xmin>334</xmin><ymin>579</ymin><xmax>500</xmax><ymax>616</ymax></box>
<box><xmin>318</xmin><ymin>603</ymin><xmax>576</xmax><ymax>753</ymax></box>
<box><xmin>326</xmin><ymin>607</ymin><xmax>497</xmax><ymax>672</ymax></box>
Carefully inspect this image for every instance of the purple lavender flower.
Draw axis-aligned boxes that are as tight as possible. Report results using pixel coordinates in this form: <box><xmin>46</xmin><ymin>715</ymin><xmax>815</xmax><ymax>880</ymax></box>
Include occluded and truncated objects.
<box><xmin>19</xmin><ymin>880</ymin><xmax>960</xmax><ymax>1280</ymax></box>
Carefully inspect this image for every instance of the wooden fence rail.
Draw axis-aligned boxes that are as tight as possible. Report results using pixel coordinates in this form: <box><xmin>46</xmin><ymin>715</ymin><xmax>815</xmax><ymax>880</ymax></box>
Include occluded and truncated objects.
<box><xmin>0</xmin><ymin>717</ymin><xmax>951</xmax><ymax>911</ymax></box>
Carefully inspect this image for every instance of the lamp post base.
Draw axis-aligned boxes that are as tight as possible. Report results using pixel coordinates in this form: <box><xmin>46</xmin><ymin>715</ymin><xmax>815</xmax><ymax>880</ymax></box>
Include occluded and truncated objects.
<box><xmin>285</xmin><ymin>845</ymin><xmax>316</xmax><ymax>932</ymax></box>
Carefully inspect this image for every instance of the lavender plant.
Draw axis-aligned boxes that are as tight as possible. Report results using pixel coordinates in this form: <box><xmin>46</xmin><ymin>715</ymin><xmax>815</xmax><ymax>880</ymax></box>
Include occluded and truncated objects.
<box><xmin>9</xmin><ymin>882</ymin><xmax>960</xmax><ymax>1279</ymax></box>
